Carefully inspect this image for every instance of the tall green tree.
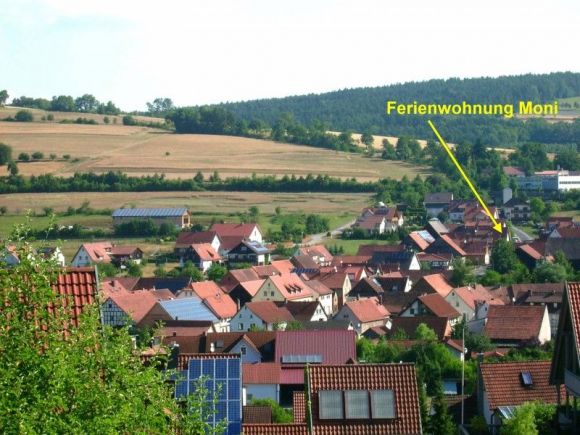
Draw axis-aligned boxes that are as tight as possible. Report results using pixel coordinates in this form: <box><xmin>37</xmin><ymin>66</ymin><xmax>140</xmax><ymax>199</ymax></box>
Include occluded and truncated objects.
<box><xmin>0</xmin><ymin>143</ymin><xmax>12</xmax><ymax>165</ymax></box>
<box><xmin>0</xmin><ymin>239</ymin><xmax>221</xmax><ymax>433</ymax></box>
<box><xmin>0</xmin><ymin>89</ymin><xmax>8</xmax><ymax>106</ymax></box>
<box><xmin>491</xmin><ymin>240</ymin><xmax>520</xmax><ymax>274</ymax></box>
<box><xmin>428</xmin><ymin>390</ymin><xmax>455</xmax><ymax>434</ymax></box>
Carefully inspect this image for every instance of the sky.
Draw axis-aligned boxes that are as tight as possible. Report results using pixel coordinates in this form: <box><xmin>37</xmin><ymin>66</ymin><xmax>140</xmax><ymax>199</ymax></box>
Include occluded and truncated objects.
<box><xmin>1</xmin><ymin>0</ymin><xmax>579</xmax><ymax>111</ymax></box>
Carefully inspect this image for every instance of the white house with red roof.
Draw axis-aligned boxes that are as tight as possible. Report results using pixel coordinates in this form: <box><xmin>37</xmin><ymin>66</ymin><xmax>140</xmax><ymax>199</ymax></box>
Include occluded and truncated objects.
<box><xmin>252</xmin><ymin>274</ymin><xmax>314</xmax><ymax>303</ymax></box>
<box><xmin>231</xmin><ymin>301</ymin><xmax>294</xmax><ymax>331</ymax></box>
<box><xmin>210</xmin><ymin>222</ymin><xmax>263</xmax><ymax>243</ymax></box>
<box><xmin>335</xmin><ymin>297</ymin><xmax>391</xmax><ymax>335</ymax></box>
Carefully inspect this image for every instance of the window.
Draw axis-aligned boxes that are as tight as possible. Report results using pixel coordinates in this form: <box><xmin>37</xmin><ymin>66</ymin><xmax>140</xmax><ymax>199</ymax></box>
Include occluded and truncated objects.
<box><xmin>345</xmin><ymin>390</ymin><xmax>369</xmax><ymax>418</ymax></box>
<box><xmin>240</xmin><ymin>346</ymin><xmax>247</xmax><ymax>355</ymax></box>
<box><xmin>239</xmin><ymin>323</ymin><xmax>244</xmax><ymax>330</ymax></box>
<box><xmin>410</xmin><ymin>308</ymin><xmax>415</xmax><ymax>315</ymax></box>
<box><xmin>270</xmin><ymin>291</ymin><xmax>274</xmax><ymax>296</ymax></box>
<box><xmin>371</xmin><ymin>390</ymin><xmax>396</xmax><ymax>419</ymax></box>
<box><xmin>521</xmin><ymin>371</ymin><xmax>533</xmax><ymax>386</ymax></box>
<box><xmin>319</xmin><ymin>390</ymin><xmax>343</xmax><ymax>420</ymax></box>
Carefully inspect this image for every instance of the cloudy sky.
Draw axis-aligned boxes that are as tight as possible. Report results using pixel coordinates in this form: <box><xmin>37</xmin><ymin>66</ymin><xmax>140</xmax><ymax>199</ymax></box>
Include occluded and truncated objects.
<box><xmin>1</xmin><ymin>0</ymin><xmax>579</xmax><ymax>111</ymax></box>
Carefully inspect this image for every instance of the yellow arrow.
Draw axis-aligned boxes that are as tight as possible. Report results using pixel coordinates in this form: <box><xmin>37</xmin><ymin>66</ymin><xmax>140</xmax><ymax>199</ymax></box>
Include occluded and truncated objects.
<box><xmin>427</xmin><ymin>120</ymin><xmax>503</xmax><ymax>234</ymax></box>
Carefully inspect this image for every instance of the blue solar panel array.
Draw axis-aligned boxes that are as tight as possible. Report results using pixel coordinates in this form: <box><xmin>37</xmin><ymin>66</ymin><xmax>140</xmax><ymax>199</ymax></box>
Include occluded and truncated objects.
<box><xmin>175</xmin><ymin>356</ymin><xmax>242</xmax><ymax>435</ymax></box>
<box><xmin>159</xmin><ymin>298</ymin><xmax>219</xmax><ymax>322</ymax></box>
<box><xmin>112</xmin><ymin>207</ymin><xmax>188</xmax><ymax>218</ymax></box>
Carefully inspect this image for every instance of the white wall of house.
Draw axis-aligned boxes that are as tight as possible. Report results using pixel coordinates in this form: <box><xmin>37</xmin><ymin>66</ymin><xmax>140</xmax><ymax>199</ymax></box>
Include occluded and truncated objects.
<box><xmin>309</xmin><ymin>303</ymin><xmax>329</xmax><ymax>322</ymax></box>
<box><xmin>426</xmin><ymin>206</ymin><xmax>446</xmax><ymax>218</ymax></box>
<box><xmin>72</xmin><ymin>246</ymin><xmax>91</xmax><ymax>267</ymax></box>
<box><xmin>317</xmin><ymin>294</ymin><xmax>334</xmax><ymax>316</ymax></box>
<box><xmin>101</xmin><ymin>298</ymin><xmax>130</xmax><ymax>326</ymax></box>
<box><xmin>538</xmin><ymin>307</ymin><xmax>552</xmax><ymax>344</ymax></box>
<box><xmin>445</xmin><ymin>292</ymin><xmax>476</xmax><ymax>321</ymax></box>
<box><xmin>230</xmin><ymin>340</ymin><xmax>262</xmax><ymax>363</ymax></box>
<box><xmin>399</xmin><ymin>300</ymin><xmax>421</xmax><ymax>317</ymax></box>
<box><xmin>230</xmin><ymin>306</ymin><xmax>265</xmax><ymax>331</ymax></box>
<box><xmin>409</xmin><ymin>254</ymin><xmax>421</xmax><ymax>271</ymax></box>
<box><xmin>199</xmin><ymin>260</ymin><xmax>213</xmax><ymax>272</ymax></box>
<box><xmin>244</xmin><ymin>384</ymin><xmax>278</xmax><ymax>403</ymax></box>
<box><xmin>210</xmin><ymin>236</ymin><xmax>221</xmax><ymax>253</ymax></box>
<box><xmin>250</xmin><ymin>227</ymin><xmax>263</xmax><ymax>243</ymax></box>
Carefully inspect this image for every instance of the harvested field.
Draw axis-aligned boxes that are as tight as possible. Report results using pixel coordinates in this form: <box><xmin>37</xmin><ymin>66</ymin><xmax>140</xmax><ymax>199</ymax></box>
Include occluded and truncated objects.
<box><xmin>0</xmin><ymin>121</ymin><xmax>428</xmax><ymax>181</ymax></box>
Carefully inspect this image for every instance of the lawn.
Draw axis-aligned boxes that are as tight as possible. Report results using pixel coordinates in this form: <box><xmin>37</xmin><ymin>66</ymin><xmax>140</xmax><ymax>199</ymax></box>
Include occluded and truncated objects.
<box><xmin>323</xmin><ymin>238</ymin><xmax>396</xmax><ymax>255</ymax></box>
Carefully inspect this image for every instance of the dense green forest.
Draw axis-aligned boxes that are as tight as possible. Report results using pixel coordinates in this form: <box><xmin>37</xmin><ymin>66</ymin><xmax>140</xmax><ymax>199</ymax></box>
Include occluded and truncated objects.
<box><xmin>216</xmin><ymin>72</ymin><xmax>580</xmax><ymax>146</ymax></box>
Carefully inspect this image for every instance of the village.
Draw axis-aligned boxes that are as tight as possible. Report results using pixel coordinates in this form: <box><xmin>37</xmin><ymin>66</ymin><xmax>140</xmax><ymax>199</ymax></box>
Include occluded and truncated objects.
<box><xmin>4</xmin><ymin>176</ymin><xmax>578</xmax><ymax>434</ymax></box>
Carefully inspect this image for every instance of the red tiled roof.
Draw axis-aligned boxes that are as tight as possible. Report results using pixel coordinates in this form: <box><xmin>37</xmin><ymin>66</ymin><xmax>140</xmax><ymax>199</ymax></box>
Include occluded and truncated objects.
<box><xmin>204</xmin><ymin>331</ymin><xmax>276</xmax><ymax>353</ymax></box>
<box><xmin>357</xmin><ymin>244</ymin><xmax>405</xmax><ymax>256</ymax></box>
<box><xmin>189</xmin><ymin>281</ymin><xmax>223</xmax><ymax>299</ymax></box>
<box><xmin>243</xmin><ymin>406</ymin><xmax>273</xmax><ymax>424</ymax></box>
<box><xmin>243</xmin><ymin>363</ymin><xmax>281</xmax><ymax>384</ymax></box>
<box><xmin>291</xmin><ymin>255</ymin><xmax>320</xmax><ymax>270</ymax></box>
<box><xmin>344</xmin><ymin>297</ymin><xmax>390</xmax><ymax>323</ymax></box>
<box><xmin>52</xmin><ymin>267</ymin><xmax>98</xmax><ymax>327</ymax></box>
<box><xmin>245</xmin><ymin>301</ymin><xmax>294</xmax><ymax>324</ymax></box>
<box><xmin>480</xmin><ymin>360</ymin><xmax>564</xmax><ymax>410</ymax></box>
<box><xmin>202</xmin><ymin>292</ymin><xmax>237</xmax><ymax>319</ymax></box>
<box><xmin>356</xmin><ymin>214</ymin><xmax>386</xmax><ymax>231</ymax></box>
<box><xmin>387</xmin><ymin>316</ymin><xmax>451</xmax><ymax>340</ymax></box>
<box><xmin>220</xmin><ymin>268</ymin><xmax>261</xmax><ymax>291</ymax></box>
<box><xmin>484</xmin><ymin>305</ymin><xmax>546</xmax><ymax>341</ymax></box>
<box><xmin>210</xmin><ymin>223</ymin><xmax>260</xmax><ymax>238</ymax></box>
<box><xmin>77</xmin><ymin>242</ymin><xmax>113</xmax><ymax>263</ymax></box>
<box><xmin>306</xmin><ymin>279</ymin><xmax>333</xmax><ymax>296</ymax></box>
<box><xmin>440</xmin><ymin>235</ymin><xmax>467</xmax><ymax>257</ymax></box>
<box><xmin>190</xmin><ymin>243</ymin><xmax>221</xmax><ymax>261</ymax></box>
<box><xmin>298</xmin><ymin>245</ymin><xmax>333</xmax><ymax>263</ymax></box>
<box><xmin>175</xmin><ymin>230</ymin><xmax>218</xmax><ymax>247</ymax></box>
<box><xmin>553</xmin><ymin>226</ymin><xmax>580</xmax><ymax>239</ymax></box>
<box><xmin>267</xmin><ymin>274</ymin><xmax>313</xmax><ymax>300</ymax></box>
<box><xmin>331</xmin><ymin>255</ymin><xmax>371</xmax><ymax>266</ymax></box>
<box><xmin>566</xmin><ymin>282</ymin><xmax>580</xmax><ymax>354</ymax></box>
<box><xmin>104</xmin><ymin>289</ymin><xmax>166</xmax><ymax>323</ymax></box>
<box><xmin>293</xmin><ymin>391</ymin><xmax>306</xmax><ymax>423</ymax></box>
<box><xmin>420</xmin><ymin>273</ymin><xmax>453</xmax><ymax>297</ymax></box>
<box><xmin>518</xmin><ymin>243</ymin><xmax>543</xmax><ymax>261</ymax></box>
<box><xmin>317</xmin><ymin>271</ymin><xmax>348</xmax><ymax>290</ymax></box>
<box><xmin>280</xmin><ymin>301</ymin><xmax>323</xmax><ymax>322</ymax></box>
<box><xmin>243</xmin><ymin>424</ymin><xmax>307</xmax><ymax>435</ymax></box>
<box><xmin>219</xmin><ymin>235</ymin><xmax>246</xmax><ymax>251</ymax></box>
<box><xmin>252</xmin><ymin>264</ymin><xmax>281</xmax><ymax>278</ymax></box>
<box><xmin>274</xmin><ymin>330</ymin><xmax>357</xmax><ymax>365</ymax></box>
<box><xmin>109</xmin><ymin>245</ymin><xmax>141</xmax><ymax>256</ymax></box>
<box><xmin>503</xmin><ymin>166</ymin><xmax>525</xmax><ymax>176</ymax></box>
<box><xmin>407</xmin><ymin>232</ymin><xmax>432</xmax><ymax>251</ymax></box>
<box><xmin>309</xmin><ymin>364</ymin><xmax>422</xmax><ymax>434</ymax></box>
<box><xmin>417</xmin><ymin>293</ymin><xmax>460</xmax><ymax>318</ymax></box>
<box><xmin>237</xmin><ymin>279</ymin><xmax>266</xmax><ymax>297</ymax></box>
<box><xmin>450</xmin><ymin>285</ymin><xmax>504</xmax><ymax>310</ymax></box>
<box><xmin>270</xmin><ymin>259</ymin><xmax>296</xmax><ymax>275</ymax></box>
<box><xmin>280</xmin><ymin>368</ymin><xmax>305</xmax><ymax>385</ymax></box>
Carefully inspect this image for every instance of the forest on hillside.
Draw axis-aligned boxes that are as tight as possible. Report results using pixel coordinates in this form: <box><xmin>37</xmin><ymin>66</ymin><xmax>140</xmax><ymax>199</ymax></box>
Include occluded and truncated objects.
<box><xmin>216</xmin><ymin>72</ymin><xmax>580</xmax><ymax>146</ymax></box>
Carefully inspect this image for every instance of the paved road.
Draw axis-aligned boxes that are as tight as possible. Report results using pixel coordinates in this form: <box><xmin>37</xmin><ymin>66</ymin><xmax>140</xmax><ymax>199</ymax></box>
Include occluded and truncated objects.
<box><xmin>510</xmin><ymin>225</ymin><xmax>534</xmax><ymax>242</ymax></box>
<box><xmin>306</xmin><ymin>219</ymin><xmax>356</xmax><ymax>245</ymax></box>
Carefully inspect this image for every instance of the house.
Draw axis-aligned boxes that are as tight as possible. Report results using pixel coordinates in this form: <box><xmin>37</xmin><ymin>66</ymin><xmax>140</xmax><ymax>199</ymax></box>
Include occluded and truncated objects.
<box><xmin>139</xmin><ymin>297</ymin><xmax>219</xmax><ymax>328</ymax></box>
<box><xmin>252</xmin><ymin>274</ymin><xmax>313</xmax><ymax>303</ymax></box>
<box><xmin>369</xmin><ymin>249</ymin><xmax>421</xmax><ymax>271</ymax></box>
<box><xmin>296</xmin><ymin>245</ymin><xmax>333</xmax><ymax>266</ymax></box>
<box><xmin>274</xmin><ymin>330</ymin><xmax>358</xmax><ymax>405</ymax></box>
<box><xmin>445</xmin><ymin>285</ymin><xmax>504</xmax><ymax>323</ymax></box>
<box><xmin>412</xmin><ymin>273</ymin><xmax>453</xmax><ymax>298</ymax></box>
<box><xmin>317</xmin><ymin>271</ymin><xmax>351</xmax><ymax>308</ymax></box>
<box><xmin>400</xmin><ymin>293</ymin><xmax>461</xmax><ymax>326</ymax></box>
<box><xmin>354</xmin><ymin>203</ymin><xmax>403</xmax><ymax>234</ymax></box>
<box><xmin>479</xmin><ymin>360</ymin><xmax>563</xmax><ymax>433</ymax></box>
<box><xmin>416</xmin><ymin>252</ymin><xmax>453</xmax><ymax>270</ymax></box>
<box><xmin>424</xmin><ymin>234</ymin><xmax>467</xmax><ymax>258</ymax></box>
<box><xmin>425</xmin><ymin>218</ymin><xmax>451</xmax><ymax>238</ymax></box>
<box><xmin>172</xmin><ymin>353</ymin><xmax>242</xmax><ymax>435</ymax></box>
<box><xmin>231</xmin><ymin>301</ymin><xmax>294</xmax><ymax>331</ymax></box>
<box><xmin>335</xmin><ymin>297</ymin><xmax>390</xmax><ymax>335</ymax></box>
<box><xmin>227</xmin><ymin>240</ymin><xmax>270</xmax><ymax>267</ymax></box>
<box><xmin>243</xmin><ymin>362</ymin><xmax>283</xmax><ymax>403</ymax></box>
<box><xmin>269</xmin><ymin>363</ymin><xmax>421</xmax><ymax>435</ymax></box>
<box><xmin>279</xmin><ymin>301</ymin><xmax>328</xmax><ymax>323</ymax></box>
<box><xmin>385</xmin><ymin>316</ymin><xmax>452</xmax><ymax>340</ymax></box>
<box><xmin>511</xmin><ymin>282</ymin><xmax>565</xmax><ymax>335</ymax></box>
<box><xmin>243</xmin><ymin>405</ymin><xmax>272</xmax><ymax>424</ymax></box>
<box><xmin>502</xmin><ymin>198</ymin><xmax>531</xmax><ymax>222</ymax></box>
<box><xmin>178</xmin><ymin>281</ymin><xmax>238</xmax><ymax>331</ymax></box>
<box><xmin>182</xmin><ymin>243</ymin><xmax>222</xmax><ymax>271</ymax></box>
<box><xmin>210</xmin><ymin>222</ymin><xmax>263</xmax><ymax>243</ymax></box>
<box><xmin>220</xmin><ymin>268</ymin><xmax>261</xmax><ymax>292</ymax></box>
<box><xmin>227</xmin><ymin>279</ymin><xmax>265</xmax><ymax>308</ymax></box>
<box><xmin>174</xmin><ymin>230</ymin><xmax>221</xmax><ymax>257</ymax></box>
<box><xmin>38</xmin><ymin>246</ymin><xmax>66</xmax><ymax>267</ymax></box>
<box><xmin>424</xmin><ymin>192</ymin><xmax>454</xmax><ymax>217</ymax></box>
<box><xmin>483</xmin><ymin>305</ymin><xmax>551</xmax><ymax>347</ymax></box>
<box><xmin>71</xmin><ymin>242</ymin><xmax>143</xmax><ymax>267</ymax></box>
<box><xmin>127</xmin><ymin>277</ymin><xmax>192</xmax><ymax>295</ymax></box>
<box><xmin>549</xmin><ymin>282</ymin><xmax>580</xmax><ymax>433</ymax></box>
<box><xmin>515</xmin><ymin>241</ymin><xmax>551</xmax><ymax>269</ymax></box>
<box><xmin>101</xmin><ymin>287</ymin><xmax>173</xmax><ymax>326</ymax></box>
<box><xmin>203</xmin><ymin>331</ymin><xmax>277</xmax><ymax>362</ymax></box>
<box><xmin>404</xmin><ymin>230</ymin><xmax>435</xmax><ymax>252</ymax></box>
<box><xmin>306</xmin><ymin>279</ymin><xmax>336</xmax><ymax>316</ymax></box>
<box><xmin>348</xmin><ymin>277</ymin><xmax>385</xmax><ymax>301</ymax></box>
<box><xmin>158</xmin><ymin>320</ymin><xmax>215</xmax><ymax>341</ymax></box>
<box><xmin>546</xmin><ymin>226</ymin><xmax>580</xmax><ymax>268</ymax></box>
<box><xmin>112</xmin><ymin>207</ymin><xmax>190</xmax><ymax>229</ymax></box>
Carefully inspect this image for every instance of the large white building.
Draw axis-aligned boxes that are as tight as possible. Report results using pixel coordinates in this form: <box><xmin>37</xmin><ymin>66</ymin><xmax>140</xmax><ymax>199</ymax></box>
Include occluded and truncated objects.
<box><xmin>515</xmin><ymin>170</ymin><xmax>580</xmax><ymax>192</ymax></box>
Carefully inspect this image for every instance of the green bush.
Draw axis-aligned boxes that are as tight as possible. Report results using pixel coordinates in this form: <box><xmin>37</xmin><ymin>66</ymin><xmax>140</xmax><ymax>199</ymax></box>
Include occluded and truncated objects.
<box><xmin>15</xmin><ymin>110</ymin><xmax>33</xmax><ymax>122</ymax></box>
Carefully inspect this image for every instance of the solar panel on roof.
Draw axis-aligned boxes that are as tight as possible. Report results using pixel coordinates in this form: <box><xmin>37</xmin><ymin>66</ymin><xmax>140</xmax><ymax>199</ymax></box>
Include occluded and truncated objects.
<box><xmin>112</xmin><ymin>207</ymin><xmax>187</xmax><ymax>218</ymax></box>
<box><xmin>281</xmin><ymin>354</ymin><xmax>322</xmax><ymax>364</ymax></box>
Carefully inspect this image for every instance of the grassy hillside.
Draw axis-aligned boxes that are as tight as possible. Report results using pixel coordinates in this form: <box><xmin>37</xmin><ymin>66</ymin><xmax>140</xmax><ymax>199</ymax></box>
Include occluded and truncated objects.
<box><xmin>0</xmin><ymin>121</ymin><xmax>427</xmax><ymax>181</ymax></box>
<box><xmin>0</xmin><ymin>106</ymin><xmax>163</xmax><ymax>125</ymax></box>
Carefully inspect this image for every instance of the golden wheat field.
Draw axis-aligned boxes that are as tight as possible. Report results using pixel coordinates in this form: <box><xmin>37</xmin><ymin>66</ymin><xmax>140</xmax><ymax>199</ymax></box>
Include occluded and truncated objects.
<box><xmin>0</xmin><ymin>121</ymin><xmax>428</xmax><ymax>181</ymax></box>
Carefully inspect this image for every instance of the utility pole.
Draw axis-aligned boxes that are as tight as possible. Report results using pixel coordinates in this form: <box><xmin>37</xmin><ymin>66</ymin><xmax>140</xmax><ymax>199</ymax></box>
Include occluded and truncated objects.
<box><xmin>461</xmin><ymin>313</ymin><xmax>466</xmax><ymax>427</ymax></box>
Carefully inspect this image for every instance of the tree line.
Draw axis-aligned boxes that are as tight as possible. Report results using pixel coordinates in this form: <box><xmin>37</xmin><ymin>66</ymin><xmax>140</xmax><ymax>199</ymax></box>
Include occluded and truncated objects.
<box><xmin>9</xmin><ymin>93</ymin><xmax>121</xmax><ymax>115</ymax></box>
